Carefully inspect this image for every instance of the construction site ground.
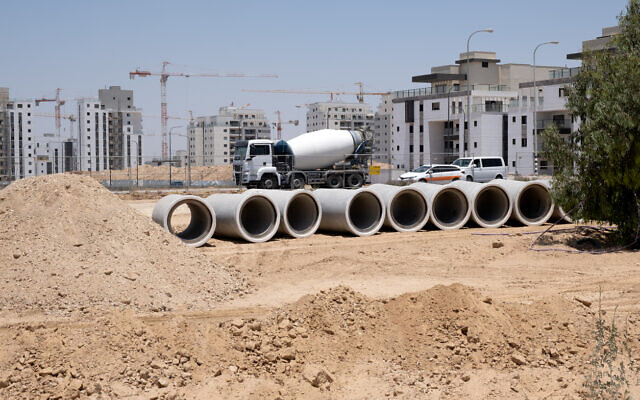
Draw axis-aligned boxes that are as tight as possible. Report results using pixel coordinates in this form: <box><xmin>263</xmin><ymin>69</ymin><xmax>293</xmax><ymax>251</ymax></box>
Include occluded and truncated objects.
<box><xmin>1</xmin><ymin>178</ymin><xmax>639</xmax><ymax>399</ymax></box>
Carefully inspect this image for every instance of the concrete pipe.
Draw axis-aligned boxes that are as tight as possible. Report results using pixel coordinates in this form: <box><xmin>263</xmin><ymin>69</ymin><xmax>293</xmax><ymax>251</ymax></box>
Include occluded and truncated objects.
<box><xmin>255</xmin><ymin>189</ymin><xmax>322</xmax><ymax>238</ymax></box>
<box><xmin>152</xmin><ymin>194</ymin><xmax>216</xmax><ymax>247</ymax></box>
<box><xmin>490</xmin><ymin>179</ymin><xmax>554</xmax><ymax>226</ymax></box>
<box><xmin>367</xmin><ymin>184</ymin><xmax>429</xmax><ymax>232</ymax></box>
<box><xmin>206</xmin><ymin>191</ymin><xmax>280</xmax><ymax>243</ymax></box>
<box><xmin>536</xmin><ymin>180</ymin><xmax>572</xmax><ymax>223</ymax></box>
<box><xmin>314</xmin><ymin>188</ymin><xmax>385</xmax><ymax>236</ymax></box>
<box><xmin>448</xmin><ymin>181</ymin><xmax>512</xmax><ymax>228</ymax></box>
<box><xmin>411</xmin><ymin>182</ymin><xmax>471</xmax><ymax>230</ymax></box>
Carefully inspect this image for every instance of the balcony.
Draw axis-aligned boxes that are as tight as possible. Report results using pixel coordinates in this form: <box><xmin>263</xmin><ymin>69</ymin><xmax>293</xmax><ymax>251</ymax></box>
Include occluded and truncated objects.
<box><xmin>394</xmin><ymin>84</ymin><xmax>510</xmax><ymax>99</ymax></box>
<box><xmin>548</xmin><ymin>67</ymin><xmax>580</xmax><ymax>80</ymax></box>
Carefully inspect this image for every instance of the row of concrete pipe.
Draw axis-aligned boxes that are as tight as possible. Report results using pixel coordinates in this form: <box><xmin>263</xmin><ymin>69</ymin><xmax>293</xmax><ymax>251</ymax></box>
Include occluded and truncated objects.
<box><xmin>152</xmin><ymin>180</ymin><xmax>568</xmax><ymax>247</ymax></box>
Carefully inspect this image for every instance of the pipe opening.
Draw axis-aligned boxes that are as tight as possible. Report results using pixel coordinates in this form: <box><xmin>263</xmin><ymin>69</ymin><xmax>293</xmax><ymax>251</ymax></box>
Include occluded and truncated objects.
<box><xmin>168</xmin><ymin>199</ymin><xmax>213</xmax><ymax>245</ymax></box>
<box><xmin>286</xmin><ymin>193</ymin><xmax>319</xmax><ymax>235</ymax></box>
<box><xmin>432</xmin><ymin>189</ymin><xmax>468</xmax><ymax>228</ymax></box>
<box><xmin>518</xmin><ymin>184</ymin><xmax>553</xmax><ymax>223</ymax></box>
<box><xmin>475</xmin><ymin>187</ymin><xmax>509</xmax><ymax>225</ymax></box>
<box><xmin>348</xmin><ymin>192</ymin><xmax>383</xmax><ymax>234</ymax></box>
<box><xmin>240</xmin><ymin>196</ymin><xmax>278</xmax><ymax>239</ymax></box>
<box><xmin>390</xmin><ymin>190</ymin><xmax>428</xmax><ymax>230</ymax></box>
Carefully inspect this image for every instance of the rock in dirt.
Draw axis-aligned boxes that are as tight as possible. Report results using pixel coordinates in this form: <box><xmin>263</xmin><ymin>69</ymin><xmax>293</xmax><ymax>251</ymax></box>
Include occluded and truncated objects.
<box><xmin>492</xmin><ymin>241</ymin><xmax>504</xmax><ymax>249</ymax></box>
<box><xmin>511</xmin><ymin>353</ymin><xmax>527</xmax><ymax>366</ymax></box>
<box><xmin>574</xmin><ymin>297</ymin><xmax>592</xmax><ymax>307</ymax></box>
<box><xmin>302</xmin><ymin>364</ymin><xmax>334</xmax><ymax>388</ymax></box>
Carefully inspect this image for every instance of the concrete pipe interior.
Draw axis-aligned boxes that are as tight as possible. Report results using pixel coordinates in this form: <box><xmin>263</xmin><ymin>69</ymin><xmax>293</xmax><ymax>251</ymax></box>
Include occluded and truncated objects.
<box><xmin>518</xmin><ymin>184</ymin><xmax>553</xmax><ymax>223</ymax></box>
<box><xmin>286</xmin><ymin>193</ymin><xmax>319</xmax><ymax>235</ymax></box>
<box><xmin>390</xmin><ymin>190</ymin><xmax>428</xmax><ymax>230</ymax></box>
<box><xmin>348</xmin><ymin>192</ymin><xmax>383</xmax><ymax>234</ymax></box>
<box><xmin>432</xmin><ymin>189</ymin><xmax>468</xmax><ymax>228</ymax></box>
<box><xmin>240</xmin><ymin>196</ymin><xmax>278</xmax><ymax>239</ymax></box>
<box><xmin>475</xmin><ymin>187</ymin><xmax>510</xmax><ymax>226</ymax></box>
<box><xmin>168</xmin><ymin>199</ymin><xmax>214</xmax><ymax>245</ymax></box>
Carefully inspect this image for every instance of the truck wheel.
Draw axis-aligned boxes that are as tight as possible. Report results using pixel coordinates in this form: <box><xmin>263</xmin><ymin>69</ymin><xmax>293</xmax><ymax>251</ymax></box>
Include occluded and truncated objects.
<box><xmin>466</xmin><ymin>175</ymin><xmax>474</xmax><ymax>182</ymax></box>
<box><xmin>346</xmin><ymin>173</ymin><xmax>364</xmax><ymax>188</ymax></box>
<box><xmin>260</xmin><ymin>175</ymin><xmax>278</xmax><ymax>189</ymax></box>
<box><xmin>326</xmin><ymin>174</ymin><xmax>343</xmax><ymax>188</ymax></box>
<box><xmin>291</xmin><ymin>175</ymin><xmax>305</xmax><ymax>189</ymax></box>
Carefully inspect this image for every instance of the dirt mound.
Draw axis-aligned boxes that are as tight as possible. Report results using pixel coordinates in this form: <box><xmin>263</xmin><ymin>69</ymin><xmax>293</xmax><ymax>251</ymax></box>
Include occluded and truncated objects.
<box><xmin>0</xmin><ymin>283</ymin><xmax>637</xmax><ymax>399</ymax></box>
<box><xmin>82</xmin><ymin>164</ymin><xmax>233</xmax><ymax>182</ymax></box>
<box><xmin>0</xmin><ymin>174</ymin><xmax>248</xmax><ymax>316</ymax></box>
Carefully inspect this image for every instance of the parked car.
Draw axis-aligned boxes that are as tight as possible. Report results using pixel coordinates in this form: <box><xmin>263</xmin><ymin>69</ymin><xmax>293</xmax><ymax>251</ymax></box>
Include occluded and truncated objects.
<box><xmin>400</xmin><ymin>164</ymin><xmax>463</xmax><ymax>184</ymax></box>
<box><xmin>399</xmin><ymin>165</ymin><xmax>431</xmax><ymax>182</ymax></box>
<box><xmin>451</xmin><ymin>157</ymin><xmax>507</xmax><ymax>182</ymax></box>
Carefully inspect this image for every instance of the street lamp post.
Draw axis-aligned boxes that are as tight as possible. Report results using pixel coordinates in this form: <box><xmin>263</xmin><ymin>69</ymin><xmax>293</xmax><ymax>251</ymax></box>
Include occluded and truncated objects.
<box><xmin>465</xmin><ymin>29</ymin><xmax>493</xmax><ymax>159</ymax></box>
<box><xmin>532</xmin><ymin>41</ymin><xmax>559</xmax><ymax>176</ymax></box>
<box><xmin>168</xmin><ymin>125</ymin><xmax>181</xmax><ymax>185</ymax></box>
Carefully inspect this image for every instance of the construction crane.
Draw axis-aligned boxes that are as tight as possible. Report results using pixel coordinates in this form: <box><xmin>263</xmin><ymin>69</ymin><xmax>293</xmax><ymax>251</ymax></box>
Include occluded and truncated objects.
<box><xmin>243</xmin><ymin>82</ymin><xmax>390</xmax><ymax>103</ymax></box>
<box><xmin>273</xmin><ymin>110</ymin><xmax>299</xmax><ymax>140</ymax></box>
<box><xmin>35</xmin><ymin>88</ymin><xmax>65</xmax><ymax>138</ymax></box>
<box><xmin>129</xmin><ymin>61</ymin><xmax>277</xmax><ymax>159</ymax></box>
<box><xmin>32</xmin><ymin>111</ymin><xmax>76</xmax><ymax>141</ymax></box>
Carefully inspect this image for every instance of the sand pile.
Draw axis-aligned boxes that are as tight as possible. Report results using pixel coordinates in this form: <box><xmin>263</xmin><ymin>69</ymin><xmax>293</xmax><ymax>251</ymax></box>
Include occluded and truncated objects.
<box><xmin>0</xmin><ymin>174</ymin><xmax>248</xmax><ymax>315</ymax></box>
<box><xmin>1</xmin><ymin>283</ymin><xmax>630</xmax><ymax>399</ymax></box>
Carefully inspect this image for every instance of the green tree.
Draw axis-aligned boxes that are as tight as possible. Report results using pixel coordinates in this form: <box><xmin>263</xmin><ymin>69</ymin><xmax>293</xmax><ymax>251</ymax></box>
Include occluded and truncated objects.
<box><xmin>543</xmin><ymin>0</ymin><xmax>640</xmax><ymax>242</ymax></box>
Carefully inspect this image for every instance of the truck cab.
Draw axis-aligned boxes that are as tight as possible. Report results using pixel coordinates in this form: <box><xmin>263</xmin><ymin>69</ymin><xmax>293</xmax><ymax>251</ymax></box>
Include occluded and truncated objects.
<box><xmin>234</xmin><ymin>139</ymin><xmax>280</xmax><ymax>188</ymax></box>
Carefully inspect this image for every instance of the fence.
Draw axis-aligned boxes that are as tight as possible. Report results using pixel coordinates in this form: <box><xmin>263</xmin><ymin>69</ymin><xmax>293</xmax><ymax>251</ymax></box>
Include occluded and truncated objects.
<box><xmin>0</xmin><ymin>151</ymin><xmax>551</xmax><ymax>191</ymax></box>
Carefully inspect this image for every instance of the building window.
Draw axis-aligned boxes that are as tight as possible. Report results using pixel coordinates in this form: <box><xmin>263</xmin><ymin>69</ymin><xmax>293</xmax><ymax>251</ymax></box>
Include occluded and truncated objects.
<box><xmin>512</xmin><ymin>138</ymin><xmax>516</xmax><ymax>145</ymax></box>
<box><xmin>419</xmin><ymin>145</ymin><xmax>424</xmax><ymax>152</ymax></box>
<box><xmin>482</xmin><ymin>61</ymin><xmax>489</xmax><ymax>68</ymax></box>
<box><xmin>419</xmin><ymin>125</ymin><xmax>424</xmax><ymax>133</ymax></box>
<box><xmin>396</xmin><ymin>145</ymin><xmax>400</xmax><ymax>151</ymax></box>
<box><xmin>521</xmin><ymin>116</ymin><xmax>527</xmax><ymax>125</ymax></box>
<box><xmin>396</xmin><ymin>126</ymin><xmax>399</xmax><ymax>132</ymax></box>
<box><xmin>521</xmin><ymin>138</ymin><xmax>528</xmax><ymax>147</ymax></box>
<box><xmin>432</xmin><ymin>102</ymin><xmax>440</xmax><ymax>111</ymax></box>
<box><xmin>512</xmin><ymin>161</ymin><xmax>516</xmax><ymax>167</ymax></box>
<box><xmin>409</xmin><ymin>145</ymin><xmax>414</xmax><ymax>153</ymax></box>
<box><xmin>474</xmin><ymin>142</ymin><xmax>477</xmax><ymax>148</ymax></box>
<box><xmin>474</xmin><ymin>121</ymin><xmax>478</xmax><ymax>127</ymax></box>
<box><xmin>559</xmin><ymin>87</ymin><xmax>567</xmax><ymax>97</ymax></box>
<box><xmin>409</xmin><ymin>125</ymin><xmax>413</xmax><ymax>133</ymax></box>
<box><xmin>419</xmin><ymin>103</ymin><xmax>423</xmax><ymax>112</ymax></box>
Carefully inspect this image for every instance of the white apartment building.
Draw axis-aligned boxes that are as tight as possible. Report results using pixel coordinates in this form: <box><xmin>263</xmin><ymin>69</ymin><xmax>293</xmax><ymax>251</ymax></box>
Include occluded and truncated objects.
<box><xmin>391</xmin><ymin>51</ymin><xmax>561</xmax><ymax>174</ymax></box>
<box><xmin>306</xmin><ymin>102</ymin><xmax>374</xmax><ymax>132</ymax></box>
<box><xmin>372</xmin><ymin>93</ymin><xmax>395</xmax><ymax>163</ymax></box>
<box><xmin>0</xmin><ymin>99</ymin><xmax>36</xmax><ymax>180</ymax></box>
<box><xmin>77</xmin><ymin>99</ymin><xmax>109</xmax><ymax>172</ymax></box>
<box><xmin>188</xmin><ymin>106</ymin><xmax>270</xmax><ymax>166</ymax></box>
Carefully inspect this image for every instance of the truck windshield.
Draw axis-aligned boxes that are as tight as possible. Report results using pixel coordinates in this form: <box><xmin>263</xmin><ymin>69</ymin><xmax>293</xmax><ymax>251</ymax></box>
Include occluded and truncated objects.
<box><xmin>234</xmin><ymin>145</ymin><xmax>248</xmax><ymax>161</ymax></box>
<box><xmin>452</xmin><ymin>158</ymin><xmax>472</xmax><ymax>167</ymax></box>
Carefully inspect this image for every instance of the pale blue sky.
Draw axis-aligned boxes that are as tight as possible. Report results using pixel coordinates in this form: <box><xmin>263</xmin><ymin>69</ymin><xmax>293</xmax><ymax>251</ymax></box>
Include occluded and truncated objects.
<box><xmin>0</xmin><ymin>0</ymin><xmax>627</xmax><ymax>155</ymax></box>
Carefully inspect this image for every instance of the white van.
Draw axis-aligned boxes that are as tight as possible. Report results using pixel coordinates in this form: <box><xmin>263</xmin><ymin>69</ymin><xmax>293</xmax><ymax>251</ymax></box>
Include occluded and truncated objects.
<box><xmin>451</xmin><ymin>157</ymin><xmax>507</xmax><ymax>182</ymax></box>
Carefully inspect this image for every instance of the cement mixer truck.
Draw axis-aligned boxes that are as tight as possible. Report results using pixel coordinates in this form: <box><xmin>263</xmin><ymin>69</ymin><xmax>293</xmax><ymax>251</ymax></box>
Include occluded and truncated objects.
<box><xmin>233</xmin><ymin>129</ymin><xmax>372</xmax><ymax>189</ymax></box>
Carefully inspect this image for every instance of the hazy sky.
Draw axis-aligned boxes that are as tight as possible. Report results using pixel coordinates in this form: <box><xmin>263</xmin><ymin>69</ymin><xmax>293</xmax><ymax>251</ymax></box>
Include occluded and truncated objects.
<box><xmin>0</xmin><ymin>0</ymin><xmax>628</xmax><ymax>156</ymax></box>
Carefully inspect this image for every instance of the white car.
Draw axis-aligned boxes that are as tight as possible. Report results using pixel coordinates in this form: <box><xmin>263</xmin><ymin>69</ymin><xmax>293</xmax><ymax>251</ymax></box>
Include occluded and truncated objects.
<box><xmin>452</xmin><ymin>157</ymin><xmax>507</xmax><ymax>182</ymax></box>
<box><xmin>400</xmin><ymin>164</ymin><xmax>463</xmax><ymax>184</ymax></box>
<box><xmin>399</xmin><ymin>165</ymin><xmax>431</xmax><ymax>181</ymax></box>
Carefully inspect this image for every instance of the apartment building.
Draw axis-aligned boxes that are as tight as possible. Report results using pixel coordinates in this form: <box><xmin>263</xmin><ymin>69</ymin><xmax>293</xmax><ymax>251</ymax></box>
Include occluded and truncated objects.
<box><xmin>34</xmin><ymin>133</ymin><xmax>77</xmax><ymax>175</ymax></box>
<box><xmin>391</xmin><ymin>51</ymin><xmax>561</xmax><ymax>173</ymax></box>
<box><xmin>187</xmin><ymin>106</ymin><xmax>270</xmax><ymax>166</ymax></box>
<box><xmin>372</xmin><ymin>93</ymin><xmax>394</xmax><ymax>163</ymax></box>
<box><xmin>306</xmin><ymin>102</ymin><xmax>374</xmax><ymax>132</ymax></box>
<box><xmin>0</xmin><ymin>98</ymin><xmax>36</xmax><ymax>180</ymax></box>
<box><xmin>77</xmin><ymin>99</ymin><xmax>109</xmax><ymax>172</ymax></box>
<box><xmin>99</xmin><ymin>86</ymin><xmax>143</xmax><ymax>169</ymax></box>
